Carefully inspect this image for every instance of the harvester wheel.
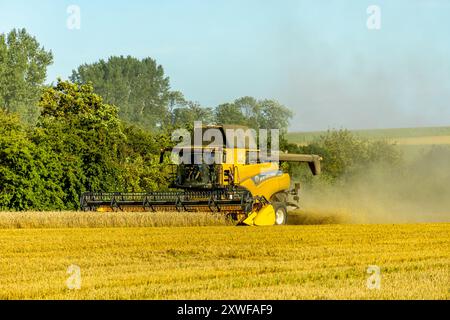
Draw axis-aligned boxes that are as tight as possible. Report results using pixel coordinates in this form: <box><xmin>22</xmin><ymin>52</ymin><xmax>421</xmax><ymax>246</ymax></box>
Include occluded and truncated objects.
<box><xmin>273</xmin><ymin>202</ymin><xmax>288</xmax><ymax>225</ymax></box>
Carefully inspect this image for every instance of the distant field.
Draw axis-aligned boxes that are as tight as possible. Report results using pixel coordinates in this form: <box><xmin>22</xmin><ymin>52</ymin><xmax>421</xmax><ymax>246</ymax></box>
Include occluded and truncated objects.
<box><xmin>393</xmin><ymin>135</ymin><xmax>450</xmax><ymax>145</ymax></box>
<box><xmin>287</xmin><ymin>126</ymin><xmax>450</xmax><ymax>145</ymax></box>
<box><xmin>0</xmin><ymin>223</ymin><xmax>448</xmax><ymax>299</ymax></box>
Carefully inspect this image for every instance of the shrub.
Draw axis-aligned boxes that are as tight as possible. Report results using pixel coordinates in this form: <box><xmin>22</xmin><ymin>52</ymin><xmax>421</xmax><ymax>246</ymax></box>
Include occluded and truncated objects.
<box><xmin>286</xmin><ymin>129</ymin><xmax>402</xmax><ymax>184</ymax></box>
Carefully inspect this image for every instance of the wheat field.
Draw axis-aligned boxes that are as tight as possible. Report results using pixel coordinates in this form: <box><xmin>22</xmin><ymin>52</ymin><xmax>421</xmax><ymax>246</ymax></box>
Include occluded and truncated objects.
<box><xmin>0</xmin><ymin>217</ymin><xmax>448</xmax><ymax>300</ymax></box>
<box><xmin>0</xmin><ymin>211</ymin><xmax>231</xmax><ymax>228</ymax></box>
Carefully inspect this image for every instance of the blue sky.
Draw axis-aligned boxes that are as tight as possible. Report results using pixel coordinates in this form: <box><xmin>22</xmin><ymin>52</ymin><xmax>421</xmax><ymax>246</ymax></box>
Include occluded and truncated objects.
<box><xmin>1</xmin><ymin>0</ymin><xmax>449</xmax><ymax>131</ymax></box>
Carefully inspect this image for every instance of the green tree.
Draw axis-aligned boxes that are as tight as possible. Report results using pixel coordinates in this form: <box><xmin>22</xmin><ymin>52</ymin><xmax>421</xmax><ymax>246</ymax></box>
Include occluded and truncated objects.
<box><xmin>36</xmin><ymin>80</ymin><xmax>125</xmax><ymax>206</ymax></box>
<box><xmin>70</xmin><ymin>56</ymin><xmax>173</xmax><ymax>130</ymax></box>
<box><xmin>0</xmin><ymin>110</ymin><xmax>65</xmax><ymax>210</ymax></box>
<box><xmin>117</xmin><ymin>125</ymin><xmax>173</xmax><ymax>192</ymax></box>
<box><xmin>215</xmin><ymin>102</ymin><xmax>248</xmax><ymax>126</ymax></box>
<box><xmin>0</xmin><ymin>28</ymin><xmax>53</xmax><ymax>124</ymax></box>
<box><xmin>290</xmin><ymin>129</ymin><xmax>402</xmax><ymax>183</ymax></box>
<box><xmin>215</xmin><ymin>96</ymin><xmax>293</xmax><ymax>132</ymax></box>
<box><xmin>172</xmin><ymin>101</ymin><xmax>214</xmax><ymax>129</ymax></box>
<box><xmin>34</xmin><ymin>80</ymin><xmax>172</xmax><ymax>208</ymax></box>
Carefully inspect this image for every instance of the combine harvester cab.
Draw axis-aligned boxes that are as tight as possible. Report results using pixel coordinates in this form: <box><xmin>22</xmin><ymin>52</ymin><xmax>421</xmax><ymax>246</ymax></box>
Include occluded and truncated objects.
<box><xmin>80</xmin><ymin>125</ymin><xmax>321</xmax><ymax>226</ymax></box>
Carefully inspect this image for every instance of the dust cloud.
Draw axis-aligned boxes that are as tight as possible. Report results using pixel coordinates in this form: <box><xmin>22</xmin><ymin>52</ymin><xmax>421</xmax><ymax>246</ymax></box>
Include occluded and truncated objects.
<box><xmin>290</xmin><ymin>146</ymin><xmax>450</xmax><ymax>224</ymax></box>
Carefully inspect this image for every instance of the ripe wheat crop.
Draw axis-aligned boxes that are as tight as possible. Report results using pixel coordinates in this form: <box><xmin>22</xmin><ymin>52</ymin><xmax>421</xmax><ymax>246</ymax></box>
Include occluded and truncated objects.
<box><xmin>0</xmin><ymin>211</ymin><xmax>231</xmax><ymax>229</ymax></box>
<box><xmin>0</xmin><ymin>222</ymin><xmax>448</xmax><ymax>299</ymax></box>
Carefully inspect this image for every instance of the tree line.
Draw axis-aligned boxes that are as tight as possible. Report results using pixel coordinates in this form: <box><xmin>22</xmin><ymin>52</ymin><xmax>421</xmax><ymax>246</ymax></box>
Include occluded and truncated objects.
<box><xmin>0</xmin><ymin>28</ymin><xmax>294</xmax><ymax>210</ymax></box>
<box><xmin>0</xmin><ymin>28</ymin><xmax>401</xmax><ymax>211</ymax></box>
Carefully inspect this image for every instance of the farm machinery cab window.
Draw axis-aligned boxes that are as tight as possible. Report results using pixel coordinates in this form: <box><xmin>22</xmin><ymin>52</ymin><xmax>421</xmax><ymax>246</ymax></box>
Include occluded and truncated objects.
<box><xmin>173</xmin><ymin>163</ymin><xmax>220</xmax><ymax>189</ymax></box>
<box><xmin>170</xmin><ymin>151</ymin><xmax>224</xmax><ymax>189</ymax></box>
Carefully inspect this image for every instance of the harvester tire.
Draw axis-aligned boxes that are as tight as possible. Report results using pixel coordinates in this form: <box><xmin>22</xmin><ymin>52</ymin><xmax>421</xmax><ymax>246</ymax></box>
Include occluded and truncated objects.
<box><xmin>273</xmin><ymin>202</ymin><xmax>288</xmax><ymax>225</ymax></box>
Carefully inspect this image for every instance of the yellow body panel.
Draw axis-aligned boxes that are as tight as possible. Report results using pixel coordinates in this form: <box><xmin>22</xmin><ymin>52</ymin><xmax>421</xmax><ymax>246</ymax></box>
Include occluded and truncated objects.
<box><xmin>230</xmin><ymin>160</ymin><xmax>291</xmax><ymax>201</ymax></box>
<box><xmin>242</xmin><ymin>204</ymin><xmax>276</xmax><ymax>226</ymax></box>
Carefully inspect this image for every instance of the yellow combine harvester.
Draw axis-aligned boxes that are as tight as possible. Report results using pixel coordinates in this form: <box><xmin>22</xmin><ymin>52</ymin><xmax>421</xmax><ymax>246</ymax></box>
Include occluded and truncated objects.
<box><xmin>80</xmin><ymin>125</ymin><xmax>321</xmax><ymax>226</ymax></box>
